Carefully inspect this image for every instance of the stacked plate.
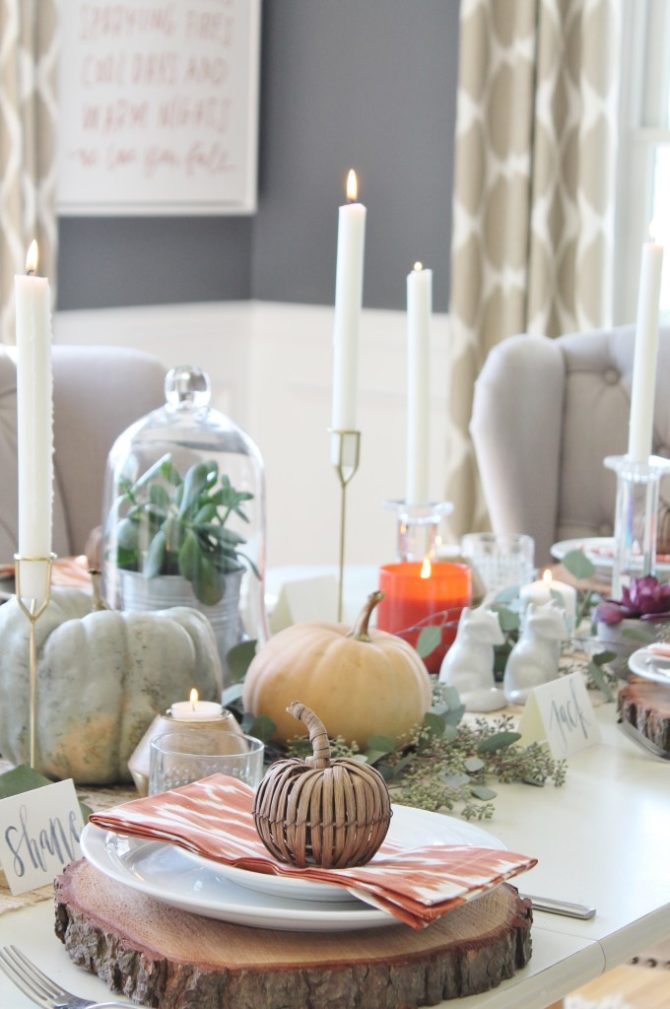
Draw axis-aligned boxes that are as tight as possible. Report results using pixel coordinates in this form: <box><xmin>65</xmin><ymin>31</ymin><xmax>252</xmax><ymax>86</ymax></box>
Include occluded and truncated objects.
<box><xmin>628</xmin><ymin>647</ymin><xmax>670</xmax><ymax>685</ymax></box>
<box><xmin>551</xmin><ymin>537</ymin><xmax>670</xmax><ymax>578</ymax></box>
<box><xmin>80</xmin><ymin>806</ymin><xmax>505</xmax><ymax>932</ymax></box>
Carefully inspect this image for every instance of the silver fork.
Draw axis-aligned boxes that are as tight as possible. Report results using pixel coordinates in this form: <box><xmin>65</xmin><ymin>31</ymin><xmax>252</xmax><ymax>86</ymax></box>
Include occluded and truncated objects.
<box><xmin>0</xmin><ymin>946</ymin><xmax>136</xmax><ymax>1009</ymax></box>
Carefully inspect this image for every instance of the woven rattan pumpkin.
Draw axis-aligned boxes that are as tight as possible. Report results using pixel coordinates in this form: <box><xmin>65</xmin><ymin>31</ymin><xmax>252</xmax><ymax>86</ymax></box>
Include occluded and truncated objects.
<box><xmin>253</xmin><ymin>702</ymin><xmax>392</xmax><ymax>868</ymax></box>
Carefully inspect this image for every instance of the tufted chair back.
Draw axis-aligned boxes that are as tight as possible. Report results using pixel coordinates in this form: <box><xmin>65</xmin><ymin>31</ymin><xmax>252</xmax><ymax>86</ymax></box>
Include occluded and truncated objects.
<box><xmin>0</xmin><ymin>345</ymin><xmax>166</xmax><ymax>563</ymax></box>
<box><xmin>470</xmin><ymin>326</ymin><xmax>670</xmax><ymax>564</ymax></box>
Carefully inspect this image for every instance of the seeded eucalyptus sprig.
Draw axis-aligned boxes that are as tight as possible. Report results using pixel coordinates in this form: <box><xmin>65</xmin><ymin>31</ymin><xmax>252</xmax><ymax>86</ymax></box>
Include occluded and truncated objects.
<box><xmin>285</xmin><ymin>684</ymin><xmax>567</xmax><ymax>821</ymax></box>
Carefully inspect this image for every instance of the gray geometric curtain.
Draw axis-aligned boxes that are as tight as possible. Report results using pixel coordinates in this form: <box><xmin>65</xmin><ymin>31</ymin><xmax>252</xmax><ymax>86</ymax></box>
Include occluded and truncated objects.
<box><xmin>446</xmin><ymin>0</ymin><xmax>620</xmax><ymax>536</ymax></box>
<box><xmin>0</xmin><ymin>0</ymin><xmax>59</xmax><ymax>345</ymax></box>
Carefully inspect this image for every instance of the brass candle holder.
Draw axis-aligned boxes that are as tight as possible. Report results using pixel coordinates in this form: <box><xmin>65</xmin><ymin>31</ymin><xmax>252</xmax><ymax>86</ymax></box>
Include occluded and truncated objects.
<box><xmin>13</xmin><ymin>552</ymin><xmax>56</xmax><ymax>769</ymax></box>
<box><xmin>330</xmin><ymin>429</ymin><xmax>361</xmax><ymax>621</ymax></box>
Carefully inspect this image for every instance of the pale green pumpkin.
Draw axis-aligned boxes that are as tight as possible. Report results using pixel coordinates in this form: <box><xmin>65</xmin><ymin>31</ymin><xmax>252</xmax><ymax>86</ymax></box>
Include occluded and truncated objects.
<box><xmin>0</xmin><ymin>588</ymin><xmax>223</xmax><ymax>785</ymax></box>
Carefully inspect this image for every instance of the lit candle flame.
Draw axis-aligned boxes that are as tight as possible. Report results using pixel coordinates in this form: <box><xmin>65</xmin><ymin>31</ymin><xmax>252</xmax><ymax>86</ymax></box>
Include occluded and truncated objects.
<box><xmin>420</xmin><ymin>557</ymin><xmax>432</xmax><ymax>579</ymax></box>
<box><xmin>189</xmin><ymin>687</ymin><xmax>199</xmax><ymax>710</ymax></box>
<box><xmin>542</xmin><ymin>569</ymin><xmax>552</xmax><ymax>588</ymax></box>
<box><xmin>25</xmin><ymin>240</ymin><xmax>39</xmax><ymax>276</ymax></box>
<box><xmin>346</xmin><ymin>169</ymin><xmax>358</xmax><ymax>202</ymax></box>
<box><xmin>413</xmin><ymin>261</ymin><xmax>423</xmax><ymax>271</ymax></box>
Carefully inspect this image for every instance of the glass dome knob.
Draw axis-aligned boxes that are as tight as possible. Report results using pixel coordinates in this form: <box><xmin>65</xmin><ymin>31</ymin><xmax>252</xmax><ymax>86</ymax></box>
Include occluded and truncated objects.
<box><xmin>165</xmin><ymin>365</ymin><xmax>211</xmax><ymax>409</ymax></box>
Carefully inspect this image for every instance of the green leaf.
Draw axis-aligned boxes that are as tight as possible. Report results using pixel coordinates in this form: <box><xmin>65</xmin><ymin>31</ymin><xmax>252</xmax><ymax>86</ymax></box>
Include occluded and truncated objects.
<box><xmin>144</xmin><ymin>528</ymin><xmax>167</xmax><ymax>578</ymax></box>
<box><xmin>587</xmin><ymin>659</ymin><xmax>614</xmax><ymax>702</ymax></box>
<box><xmin>416</xmin><ymin>626</ymin><xmax>442</xmax><ymax>658</ymax></box>
<box><xmin>178</xmin><ymin>530</ymin><xmax>201</xmax><ymax>582</ymax></box>
<box><xmin>179</xmin><ymin>462</ymin><xmax>212</xmax><ymax>517</ymax></box>
<box><xmin>364</xmin><ymin>750</ymin><xmax>391</xmax><ymax>765</ymax></box>
<box><xmin>159</xmin><ymin>458</ymin><xmax>182</xmax><ymax>486</ymax></box>
<box><xmin>592</xmin><ymin>649</ymin><xmax>617</xmax><ymax>667</ymax></box>
<box><xmin>116</xmin><ymin>517</ymin><xmax>140</xmax><ymax>551</ymax></box>
<box><xmin>439</xmin><ymin>685</ymin><xmax>462</xmax><ymax>710</ymax></box>
<box><xmin>365</xmin><ymin>735</ymin><xmax>396</xmax><ymax>754</ymax></box>
<box><xmin>464</xmin><ymin>756</ymin><xmax>485</xmax><ymax>773</ymax></box>
<box><xmin>470</xmin><ymin>785</ymin><xmax>497</xmax><ymax>801</ymax></box>
<box><xmin>149</xmin><ymin>483</ymin><xmax>170</xmax><ymax>509</ymax></box>
<box><xmin>476</xmin><ymin>731</ymin><xmax>521</xmax><ymax>753</ymax></box>
<box><xmin>221</xmin><ymin>683</ymin><xmax>244</xmax><ymax>706</ymax></box>
<box><xmin>444</xmin><ymin>701</ymin><xmax>466</xmax><ymax>727</ymax></box>
<box><xmin>444</xmin><ymin>772</ymin><xmax>470</xmax><ymax>788</ymax></box>
<box><xmin>442</xmin><ymin>724</ymin><xmax>460</xmax><ymax>743</ymax></box>
<box><xmin>560</xmin><ymin>549</ymin><xmax>595</xmax><ymax>580</ymax></box>
<box><xmin>192</xmin><ymin>553</ymin><xmax>225</xmax><ymax>605</ymax></box>
<box><xmin>226</xmin><ymin>640</ymin><xmax>257</xmax><ymax>682</ymax></box>
<box><xmin>493</xmin><ymin>586</ymin><xmax>520</xmax><ymax>604</ymax></box>
<box><xmin>495</xmin><ymin>606</ymin><xmax>520</xmax><ymax>632</ymax></box>
<box><xmin>241</xmin><ymin>713</ymin><xmax>275</xmax><ymax>742</ymax></box>
<box><xmin>0</xmin><ymin>766</ymin><xmax>92</xmax><ymax>822</ymax></box>
<box><xmin>423</xmin><ymin>712</ymin><xmax>448</xmax><ymax>737</ymax></box>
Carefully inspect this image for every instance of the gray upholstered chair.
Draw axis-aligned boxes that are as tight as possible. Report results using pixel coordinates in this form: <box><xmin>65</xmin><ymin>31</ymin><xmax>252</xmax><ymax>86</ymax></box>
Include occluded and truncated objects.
<box><xmin>470</xmin><ymin>325</ymin><xmax>670</xmax><ymax>564</ymax></box>
<box><xmin>0</xmin><ymin>345</ymin><xmax>166</xmax><ymax>562</ymax></box>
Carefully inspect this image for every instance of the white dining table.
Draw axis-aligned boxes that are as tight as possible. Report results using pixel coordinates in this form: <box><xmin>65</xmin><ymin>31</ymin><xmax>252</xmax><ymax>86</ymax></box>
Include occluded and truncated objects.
<box><xmin>0</xmin><ymin>698</ymin><xmax>668</xmax><ymax>1009</ymax></box>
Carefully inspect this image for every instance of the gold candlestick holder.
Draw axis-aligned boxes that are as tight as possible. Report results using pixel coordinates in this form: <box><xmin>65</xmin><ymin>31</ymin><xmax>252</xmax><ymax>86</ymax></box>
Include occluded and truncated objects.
<box><xmin>13</xmin><ymin>552</ymin><xmax>56</xmax><ymax>769</ymax></box>
<box><xmin>330</xmin><ymin>429</ymin><xmax>361</xmax><ymax>621</ymax></box>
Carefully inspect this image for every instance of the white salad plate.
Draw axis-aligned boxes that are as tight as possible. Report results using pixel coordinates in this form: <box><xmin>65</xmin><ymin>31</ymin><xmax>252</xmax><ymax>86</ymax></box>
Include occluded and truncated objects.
<box><xmin>183</xmin><ymin>803</ymin><xmax>506</xmax><ymax>904</ymax></box>
<box><xmin>80</xmin><ymin>807</ymin><xmax>505</xmax><ymax>931</ymax></box>
<box><xmin>551</xmin><ymin>537</ymin><xmax>670</xmax><ymax>574</ymax></box>
<box><xmin>627</xmin><ymin>646</ymin><xmax>670</xmax><ymax>685</ymax></box>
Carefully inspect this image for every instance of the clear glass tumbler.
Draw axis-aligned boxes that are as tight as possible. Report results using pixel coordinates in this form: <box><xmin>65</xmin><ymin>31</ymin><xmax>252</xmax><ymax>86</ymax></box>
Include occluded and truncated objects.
<box><xmin>149</xmin><ymin>729</ymin><xmax>265</xmax><ymax>795</ymax></box>
<box><xmin>460</xmin><ymin>533</ymin><xmax>535</xmax><ymax>595</ymax></box>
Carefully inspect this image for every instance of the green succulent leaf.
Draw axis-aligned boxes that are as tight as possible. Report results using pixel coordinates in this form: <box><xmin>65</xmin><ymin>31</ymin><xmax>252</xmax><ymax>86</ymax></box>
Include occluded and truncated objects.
<box><xmin>144</xmin><ymin>528</ymin><xmax>167</xmax><ymax>578</ymax></box>
<box><xmin>116</xmin><ymin>517</ymin><xmax>139</xmax><ymax>551</ymax></box>
<box><xmin>178</xmin><ymin>530</ymin><xmax>201</xmax><ymax>582</ymax></box>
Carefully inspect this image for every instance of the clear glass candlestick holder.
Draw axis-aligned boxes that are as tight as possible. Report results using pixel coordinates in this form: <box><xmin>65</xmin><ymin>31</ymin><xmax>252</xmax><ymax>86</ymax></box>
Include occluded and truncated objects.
<box><xmin>604</xmin><ymin>454</ymin><xmax>670</xmax><ymax>599</ymax></box>
<box><xmin>383</xmin><ymin>501</ymin><xmax>453</xmax><ymax>562</ymax></box>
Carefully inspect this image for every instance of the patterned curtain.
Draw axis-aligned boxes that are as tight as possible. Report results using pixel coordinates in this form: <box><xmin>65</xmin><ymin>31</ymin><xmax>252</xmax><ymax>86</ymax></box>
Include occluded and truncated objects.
<box><xmin>447</xmin><ymin>0</ymin><xmax>620</xmax><ymax>535</ymax></box>
<box><xmin>0</xmin><ymin>0</ymin><xmax>59</xmax><ymax>345</ymax></box>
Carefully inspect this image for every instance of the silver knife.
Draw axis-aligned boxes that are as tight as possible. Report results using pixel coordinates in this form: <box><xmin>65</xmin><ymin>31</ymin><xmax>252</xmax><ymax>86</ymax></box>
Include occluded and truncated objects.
<box><xmin>522</xmin><ymin>894</ymin><xmax>596</xmax><ymax>919</ymax></box>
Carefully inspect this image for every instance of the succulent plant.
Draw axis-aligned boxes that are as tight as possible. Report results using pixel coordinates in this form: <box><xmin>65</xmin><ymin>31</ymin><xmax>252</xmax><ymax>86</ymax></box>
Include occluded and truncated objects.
<box><xmin>594</xmin><ymin>575</ymin><xmax>670</xmax><ymax>625</ymax></box>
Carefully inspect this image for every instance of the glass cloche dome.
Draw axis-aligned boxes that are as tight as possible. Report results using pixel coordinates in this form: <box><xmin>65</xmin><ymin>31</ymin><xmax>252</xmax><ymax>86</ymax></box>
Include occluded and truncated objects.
<box><xmin>101</xmin><ymin>365</ymin><xmax>268</xmax><ymax>676</ymax></box>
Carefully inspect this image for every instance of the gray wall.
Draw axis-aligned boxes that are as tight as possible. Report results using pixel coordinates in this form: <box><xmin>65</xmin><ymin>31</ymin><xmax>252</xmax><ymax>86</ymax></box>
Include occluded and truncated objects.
<box><xmin>57</xmin><ymin>0</ymin><xmax>460</xmax><ymax>314</ymax></box>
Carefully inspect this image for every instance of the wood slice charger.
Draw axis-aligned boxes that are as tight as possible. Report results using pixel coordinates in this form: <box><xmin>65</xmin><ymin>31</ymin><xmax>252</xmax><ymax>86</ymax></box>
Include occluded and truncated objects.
<box><xmin>618</xmin><ymin>674</ymin><xmax>670</xmax><ymax>755</ymax></box>
<box><xmin>55</xmin><ymin>861</ymin><xmax>532</xmax><ymax>1009</ymax></box>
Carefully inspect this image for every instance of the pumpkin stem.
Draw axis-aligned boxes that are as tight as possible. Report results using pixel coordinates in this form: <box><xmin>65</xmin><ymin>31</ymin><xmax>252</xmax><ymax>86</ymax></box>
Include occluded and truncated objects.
<box><xmin>287</xmin><ymin>702</ymin><xmax>331</xmax><ymax>769</ymax></box>
<box><xmin>89</xmin><ymin>570</ymin><xmax>109</xmax><ymax>612</ymax></box>
<box><xmin>349</xmin><ymin>590</ymin><xmax>384</xmax><ymax>642</ymax></box>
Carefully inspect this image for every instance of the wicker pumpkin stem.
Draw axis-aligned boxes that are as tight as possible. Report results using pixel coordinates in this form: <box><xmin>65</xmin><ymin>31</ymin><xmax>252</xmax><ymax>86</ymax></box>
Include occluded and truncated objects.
<box><xmin>287</xmin><ymin>701</ymin><xmax>331</xmax><ymax>769</ymax></box>
<box><xmin>349</xmin><ymin>590</ymin><xmax>384</xmax><ymax>642</ymax></box>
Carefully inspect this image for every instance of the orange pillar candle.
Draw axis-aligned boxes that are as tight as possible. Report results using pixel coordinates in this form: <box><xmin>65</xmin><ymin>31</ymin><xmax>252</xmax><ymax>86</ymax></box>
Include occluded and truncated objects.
<box><xmin>376</xmin><ymin>561</ymin><xmax>472</xmax><ymax>673</ymax></box>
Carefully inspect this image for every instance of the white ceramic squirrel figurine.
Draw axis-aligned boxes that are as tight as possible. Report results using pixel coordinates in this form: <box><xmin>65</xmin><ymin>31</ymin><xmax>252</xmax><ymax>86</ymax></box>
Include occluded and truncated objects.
<box><xmin>438</xmin><ymin>606</ymin><xmax>506</xmax><ymax>712</ymax></box>
<box><xmin>503</xmin><ymin>602</ymin><xmax>567</xmax><ymax>705</ymax></box>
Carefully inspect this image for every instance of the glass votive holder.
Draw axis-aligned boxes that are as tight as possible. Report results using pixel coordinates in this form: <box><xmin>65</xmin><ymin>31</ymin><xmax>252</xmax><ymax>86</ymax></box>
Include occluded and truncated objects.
<box><xmin>460</xmin><ymin>533</ymin><xmax>535</xmax><ymax>596</ymax></box>
<box><xmin>148</xmin><ymin>729</ymin><xmax>265</xmax><ymax>795</ymax></box>
<box><xmin>376</xmin><ymin>561</ymin><xmax>472</xmax><ymax>673</ymax></box>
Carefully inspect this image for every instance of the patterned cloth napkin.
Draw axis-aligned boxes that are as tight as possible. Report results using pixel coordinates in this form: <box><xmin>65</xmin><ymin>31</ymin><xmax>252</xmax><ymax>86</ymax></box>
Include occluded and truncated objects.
<box><xmin>90</xmin><ymin>774</ymin><xmax>537</xmax><ymax>929</ymax></box>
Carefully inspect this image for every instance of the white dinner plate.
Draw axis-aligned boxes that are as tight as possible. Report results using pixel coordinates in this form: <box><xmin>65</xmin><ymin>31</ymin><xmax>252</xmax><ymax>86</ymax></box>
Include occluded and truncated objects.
<box><xmin>183</xmin><ymin>804</ymin><xmax>507</xmax><ymax>903</ymax></box>
<box><xmin>80</xmin><ymin>807</ymin><xmax>505</xmax><ymax>931</ymax></box>
<box><xmin>627</xmin><ymin>646</ymin><xmax>670</xmax><ymax>684</ymax></box>
<box><xmin>551</xmin><ymin>537</ymin><xmax>670</xmax><ymax>574</ymax></box>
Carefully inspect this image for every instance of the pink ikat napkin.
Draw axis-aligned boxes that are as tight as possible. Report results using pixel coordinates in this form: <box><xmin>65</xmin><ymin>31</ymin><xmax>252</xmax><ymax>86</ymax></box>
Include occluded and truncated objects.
<box><xmin>90</xmin><ymin>774</ymin><xmax>537</xmax><ymax>929</ymax></box>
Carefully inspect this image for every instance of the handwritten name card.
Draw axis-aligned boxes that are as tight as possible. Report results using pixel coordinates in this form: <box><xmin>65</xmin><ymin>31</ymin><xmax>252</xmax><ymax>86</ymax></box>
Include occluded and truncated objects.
<box><xmin>517</xmin><ymin>672</ymin><xmax>601</xmax><ymax>759</ymax></box>
<box><xmin>57</xmin><ymin>0</ymin><xmax>261</xmax><ymax>214</ymax></box>
<box><xmin>0</xmin><ymin>780</ymin><xmax>85</xmax><ymax>895</ymax></box>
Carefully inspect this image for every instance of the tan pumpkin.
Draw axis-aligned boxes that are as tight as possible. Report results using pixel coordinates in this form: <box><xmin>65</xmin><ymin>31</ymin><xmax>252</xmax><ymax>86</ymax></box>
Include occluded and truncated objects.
<box><xmin>243</xmin><ymin>591</ymin><xmax>432</xmax><ymax>746</ymax></box>
<box><xmin>0</xmin><ymin>587</ymin><xmax>224</xmax><ymax>784</ymax></box>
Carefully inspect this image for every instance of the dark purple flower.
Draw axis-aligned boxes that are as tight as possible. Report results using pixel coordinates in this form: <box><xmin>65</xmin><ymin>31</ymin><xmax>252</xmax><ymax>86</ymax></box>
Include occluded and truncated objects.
<box><xmin>596</xmin><ymin>575</ymin><xmax>670</xmax><ymax>624</ymax></box>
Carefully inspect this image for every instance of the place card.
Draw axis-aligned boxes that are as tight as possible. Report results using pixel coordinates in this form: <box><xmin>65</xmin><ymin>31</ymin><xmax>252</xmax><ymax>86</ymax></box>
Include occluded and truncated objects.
<box><xmin>0</xmin><ymin>779</ymin><xmax>84</xmax><ymax>895</ymax></box>
<box><xmin>269</xmin><ymin>576</ymin><xmax>338</xmax><ymax>633</ymax></box>
<box><xmin>517</xmin><ymin>672</ymin><xmax>601</xmax><ymax>759</ymax></box>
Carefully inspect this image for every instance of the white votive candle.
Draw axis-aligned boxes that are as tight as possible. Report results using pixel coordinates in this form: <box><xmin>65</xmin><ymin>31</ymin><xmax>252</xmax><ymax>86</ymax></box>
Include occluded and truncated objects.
<box><xmin>171</xmin><ymin>689</ymin><xmax>223</xmax><ymax>722</ymax></box>
<box><xmin>520</xmin><ymin>569</ymin><xmax>576</xmax><ymax>634</ymax></box>
<box><xmin>15</xmin><ymin>240</ymin><xmax>54</xmax><ymax>605</ymax></box>
<box><xmin>406</xmin><ymin>262</ymin><xmax>432</xmax><ymax>505</ymax></box>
